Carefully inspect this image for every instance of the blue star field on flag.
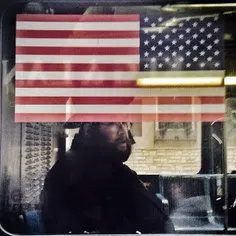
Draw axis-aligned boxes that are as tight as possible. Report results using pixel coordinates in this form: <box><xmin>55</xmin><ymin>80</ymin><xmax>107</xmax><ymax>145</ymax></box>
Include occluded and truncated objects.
<box><xmin>140</xmin><ymin>14</ymin><xmax>224</xmax><ymax>71</ymax></box>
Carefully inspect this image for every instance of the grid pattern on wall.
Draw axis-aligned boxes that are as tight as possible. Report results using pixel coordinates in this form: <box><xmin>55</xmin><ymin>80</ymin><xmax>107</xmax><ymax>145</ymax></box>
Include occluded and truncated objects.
<box><xmin>21</xmin><ymin>123</ymin><xmax>53</xmax><ymax>209</ymax></box>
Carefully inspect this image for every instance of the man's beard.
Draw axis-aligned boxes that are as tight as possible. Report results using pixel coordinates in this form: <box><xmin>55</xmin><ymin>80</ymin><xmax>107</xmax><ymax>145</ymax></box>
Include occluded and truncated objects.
<box><xmin>93</xmin><ymin>138</ymin><xmax>132</xmax><ymax>164</ymax></box>
<box><xmin>110</xmin><ymin>140</ymin><xmax>132</xmax><ymax>163</ymax></box>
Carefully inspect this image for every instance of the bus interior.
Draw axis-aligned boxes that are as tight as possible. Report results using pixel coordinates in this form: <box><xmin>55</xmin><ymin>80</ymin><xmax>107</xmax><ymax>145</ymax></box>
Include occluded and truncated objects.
<box><xmin>1</xmin><ymin>0</ymin><xmax>236</xmax><ymax>234</ymax></box>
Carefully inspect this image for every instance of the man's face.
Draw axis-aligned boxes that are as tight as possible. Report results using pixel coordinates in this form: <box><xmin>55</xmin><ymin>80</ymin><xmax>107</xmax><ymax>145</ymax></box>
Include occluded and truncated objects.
<box><xmin>95</xmin><ymin>122</ymin><xmax>132</xmax><ymax>163</ymax></box>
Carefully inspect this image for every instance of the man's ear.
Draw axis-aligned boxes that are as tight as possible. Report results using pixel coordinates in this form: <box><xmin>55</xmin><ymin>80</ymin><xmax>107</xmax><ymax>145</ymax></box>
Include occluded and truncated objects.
<box><xmin>78</xmin><ymin>123</ymin><xmax>100</xmax><ymax>145</ymax></box>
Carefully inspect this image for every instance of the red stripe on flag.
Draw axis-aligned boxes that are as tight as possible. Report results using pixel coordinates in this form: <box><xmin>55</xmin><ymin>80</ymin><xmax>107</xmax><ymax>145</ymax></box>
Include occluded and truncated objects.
<box><xmin>15</xmin><ymin>96</ymin><xmax>224</xmax><ymax>105</ymax></box>
<box><xmin>16</xmin><ymin>80</ymin><xmax>140</xmax><ymax>88</ymax></box>
<box><xmin>16</xmin><ymin>14</ymin><xmax>140</xmax><ymax>22</ymax></box>
<box><xmin>16</xmin><ymin>63</ymin><xmax>139</xmax><ymax>72</ymax></box>
<box><xmin>15</xmin><ymin>97</ymin><xmax>156</xmax><ymax>105</ymax></box>
<box><xmin>16</xmin><ymin>46</ymin><xmax>139</xmax><ymax>55</ymax></box>
<box><xmin>194</xmin><ymin>96</ymin><xmax>225</xmax><ymax>104</ymax></box>
<box><xmin>15</xmin><ymin>113</ymin><xmax>226</xmax><ymax>122</ymax></box>
<box><xmin>16</xmin><ymin>30</ymin><xmax>139</xmax><ymax>39</ymax></box>
<box><xmin>158</xmin><ymin>96</ymin><xmax>225</xmax><ymax>104</ymax></box>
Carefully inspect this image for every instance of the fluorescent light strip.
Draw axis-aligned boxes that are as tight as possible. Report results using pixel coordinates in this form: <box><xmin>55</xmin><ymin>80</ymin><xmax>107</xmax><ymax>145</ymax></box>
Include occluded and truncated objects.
<box><xmin>225</xmin><ymin>76</ymin><xmax>236</xmax><ymax>85</ymax></box>
<box><xmin>137</xmin><ymin>77</ymin><xmax>223</xmax><ymax>86</ymax></box>
<box><xmin>171</xmin><ymin>3</ymin><xmax>236</xmax><ymax>8</ymax></box>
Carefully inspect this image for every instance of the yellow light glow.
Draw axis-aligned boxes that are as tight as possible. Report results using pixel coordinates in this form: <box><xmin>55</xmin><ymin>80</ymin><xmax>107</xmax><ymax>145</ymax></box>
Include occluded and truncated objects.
<box><xmin>225</xmin><ymin>76</ymin><xmax>236</xmax><ymax>85</ymax></box>
<box><xmin>137</xmin><ymin>77</ymin><xmax>223</xmax><ymax>87</ymax></box>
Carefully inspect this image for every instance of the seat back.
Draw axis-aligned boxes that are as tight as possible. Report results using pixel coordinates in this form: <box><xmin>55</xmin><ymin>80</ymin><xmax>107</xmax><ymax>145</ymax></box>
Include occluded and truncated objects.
<box><xmin>159</xmin><ymin>175</ymin><xmax>209</xmax><ymax>213</ymax></box>
<box><xmin>23</xmin><ymin>210</ymin><xmax>44</xmax><ymax>234</ymax></box>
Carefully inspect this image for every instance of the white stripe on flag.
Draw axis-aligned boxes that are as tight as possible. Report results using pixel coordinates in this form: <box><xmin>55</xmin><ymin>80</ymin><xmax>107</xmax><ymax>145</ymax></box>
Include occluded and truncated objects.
<box><xmin>16</xmin><ymin>38</ymin><xmax>140</xmax><ymax>47</ymax></box>
<box><xmin>15</xmin><ymin>104</ymin><xmax>225</xmax><ymax>114</ymax></box>
<box><xmin>16</xmin><ymin>21</ymin><xmax>140</xmax><ymax>31</ymax></box>
<box><xmin>15</xmin><ymin>55</ymin><xmax>140</xmax><ymax>64</ymax></box>
<box><xmin>15</xmin><ymin>88</ymin><xmax>225</xmax><ymax>97</ymax></box>
<box><xmin>15</xmin><ymin>71</ymin><xmax>138</xmax><ymax>80</ymax></box>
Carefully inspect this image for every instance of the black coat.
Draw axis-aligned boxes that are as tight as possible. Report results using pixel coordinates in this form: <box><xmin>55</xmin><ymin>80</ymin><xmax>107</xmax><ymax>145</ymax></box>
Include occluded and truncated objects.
<box><xmin>41</xmin><ymin>146</ymin><xmax>174</xmax><ymax>234</ymax></box>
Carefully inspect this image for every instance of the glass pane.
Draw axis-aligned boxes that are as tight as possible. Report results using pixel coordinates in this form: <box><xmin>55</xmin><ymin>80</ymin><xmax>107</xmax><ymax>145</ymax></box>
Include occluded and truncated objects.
<box><xmin>1</xmin><ymin>1</ymin><xmax>236</xmax><ymax>235</ymax></box>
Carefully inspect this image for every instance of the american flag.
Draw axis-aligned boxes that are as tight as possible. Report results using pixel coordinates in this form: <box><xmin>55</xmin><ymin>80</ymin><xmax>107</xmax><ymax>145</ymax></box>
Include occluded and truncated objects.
<box><xmin>15</xmin><ymin>14</ymin><xmax>225</xmax><ymax>122</ymax></box>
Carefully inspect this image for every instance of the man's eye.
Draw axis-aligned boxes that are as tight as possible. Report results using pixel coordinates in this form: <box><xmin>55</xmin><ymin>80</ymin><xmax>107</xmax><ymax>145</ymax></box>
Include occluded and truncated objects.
<box><xmin>122</xmin><ymin>122</ymin><xmax>128</xmax><ymax>128</ymax></box>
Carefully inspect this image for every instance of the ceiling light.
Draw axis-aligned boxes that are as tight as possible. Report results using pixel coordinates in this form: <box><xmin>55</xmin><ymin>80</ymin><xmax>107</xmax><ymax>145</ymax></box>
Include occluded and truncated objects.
<box><xmin>137</xmin><ymin>77</ymin><xmax>223</xmax><ymax>87</ymax></box>
<box><xmin>170</xmin><ymin>3</ymin><xmax>236</xmax><ymax>8</ymax></box>
<box><xmin>225</xmin><ymin>76</ymin><xmax>236</xmax><ymax>85</ymax></box>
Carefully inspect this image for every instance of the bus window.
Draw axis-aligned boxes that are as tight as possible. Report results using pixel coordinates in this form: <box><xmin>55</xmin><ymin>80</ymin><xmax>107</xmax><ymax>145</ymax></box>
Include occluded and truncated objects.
<box><xmin>1</xmin><ymin>1</ymin><xmax>236</xmax><ymax>235</ymax></box>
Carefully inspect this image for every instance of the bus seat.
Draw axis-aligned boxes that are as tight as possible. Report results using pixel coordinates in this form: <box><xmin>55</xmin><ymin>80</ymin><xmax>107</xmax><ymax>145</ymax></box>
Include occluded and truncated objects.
<box><xmin>158</xmin><ymin>175</ymin><xmax>224</xmax><ymax>233</ymax></box>
<box><xmin>23</xmin><ymin>210</ymin><xmax>44</xmax><ymax>234</ymax></box>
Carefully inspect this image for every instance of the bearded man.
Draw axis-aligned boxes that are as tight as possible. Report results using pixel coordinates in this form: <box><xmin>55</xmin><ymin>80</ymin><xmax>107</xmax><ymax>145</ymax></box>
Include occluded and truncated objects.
<box><xmin>41</xmin><ymin>122</ymin><xmax>174</xmax><ymax>234</ymax></box>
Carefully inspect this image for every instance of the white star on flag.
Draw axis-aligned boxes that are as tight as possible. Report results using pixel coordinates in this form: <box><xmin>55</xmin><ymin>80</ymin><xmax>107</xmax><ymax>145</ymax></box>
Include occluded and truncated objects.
<box><xmin>172</xmin><ymin>51</ymin><xmax>177</xmax><ymax>57</ymax></box>
<box><xmin>165</xmin><ymin>57</ymin><xmax>170</xmax><ymax>62</ymax></box>
<box><xmin>144</xmin><ymin>51</ymin><xmax>149</xmax><ymax>57</ymax></box>
<box><xmin>207</xmin><ymin>22</ymin><xmax>212</xmax><ymax>27</ymax></box>
<box><xmin>172</xmin><ymin>63</ymin><xmax>177</xmax><ymax>68</ymax></box>
<box><xmin>200</xmin><ymin>51</ymin><xmax>206</xmax><ymax>56</ymax></box>
<box><xmin>214</xmin><ymin>62</ymin><xmax>220</xmax><ymax>67</ymax></box>
<box><xmin>200</xmin><ymin>39</ymin><xmax>206</xmax><ymax>44</ymax></box>
<box><xmin>171</xmin><ymin>28</ymin><xmax>177</xmax><ymax>33</ymax></box>
<box><xmin>151</xmin><ymin>34</ymin><xmax>156</xmax><ymax>40</ymax></box>
<box><xmin>151</xmin><ymin>57</ymin><xmax>157</xmax><ymax>62</ymax></box>
<box><xmin>186</xmin><ymin>28</ymin><xmax>191</xmax><ymax>33</ymax></box>
<box><xmin>207</xmin><ymin>33</ymin><xmax>213</xmax><ymax>38</ymax></box>
<box><xmin>165</xmin><ymin>34</ymin><xmax>170</xmax><ymax>39</ymax></box>
<box><xmin>186</xmin><ymin>40</ymin><xmax>191</xmax><ymax>45</ymax></box>
<box><xmin>200</xmin><ymin>62</ymin><xmax>206</xmax><ymax>67</ymax></box>
<box><xmin>186</xmin><ymin>63</ymin><xmax>191</xmax><ymax>68</ymax></box>
<box><xmin>151</xmin><ymin>46</ymin><xmax>156</xmax><ymax>51</ymax></box>
<box><xmin>172</xmin><ymin>40</ymin><xmax>177</xmax><ymax>45</ymax></box>
<box><xmin>186</xmin><ymin>51</ymin><xmax>191</xmax><ymax>56</ymax></box>
<box><xmin>165</xmin><ymin>46</ymin><xmax>170</xmax><ymax>51</ymax></box>
<box><xmin>144</xmin><ymin>40</ymin><xmax>149</xmax><ymax>46</ymax></box>
<box><xmin>207</xmin><ymin>45</ymin><xmax>213</xmax><ymax>50</ymax></box>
